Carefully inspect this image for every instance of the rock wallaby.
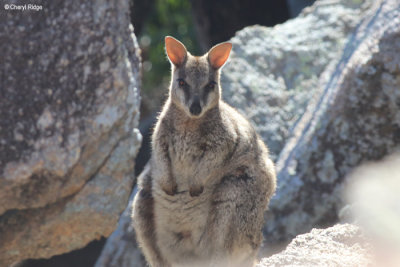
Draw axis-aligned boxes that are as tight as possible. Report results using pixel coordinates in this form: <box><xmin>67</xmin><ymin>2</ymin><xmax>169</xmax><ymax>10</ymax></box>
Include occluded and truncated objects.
<box><xmin>132</xmin><ymin>36</ymin><xmax>276</xmax><ymax>267</ymax></box>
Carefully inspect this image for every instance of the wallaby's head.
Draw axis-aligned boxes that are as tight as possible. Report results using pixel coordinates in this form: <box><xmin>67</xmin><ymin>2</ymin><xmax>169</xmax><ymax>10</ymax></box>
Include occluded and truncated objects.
<box><xmin>165</xmin><ymin>36</ymin><xmax>232</xmax><ymax>118</ymax></box>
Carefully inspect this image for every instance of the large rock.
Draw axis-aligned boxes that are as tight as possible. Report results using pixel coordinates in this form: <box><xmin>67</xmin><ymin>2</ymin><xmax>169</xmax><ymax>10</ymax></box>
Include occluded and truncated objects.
<box><xmin>0</xmin><ymin>1</ymin><xmax>141</xmax><ymax>265</ymax></box>
<box><xmin>221</xmin><ymin>0</ymin><xmax>374</xmax><ymax>159</ymax></box>
<box><xmin>265</xmin><ymin>0</ymin><xmax>400</xmax><ymax>244</ymax></box>
<box><xmin>257</xmin><ymin>224</ymin><xmax>373</xmax><ymax>267</ymax></box>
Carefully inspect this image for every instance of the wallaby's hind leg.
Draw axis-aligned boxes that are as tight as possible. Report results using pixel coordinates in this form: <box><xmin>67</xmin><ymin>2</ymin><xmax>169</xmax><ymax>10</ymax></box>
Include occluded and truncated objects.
<box><xmin>205</xmin><ymin>169</ymin><xmax>269</xmax><ymax>267</ymax></box>
<box><xmin>132</xmin><ymin>166</ymin><xmax>169</xmax><ymax>267</ymax></box>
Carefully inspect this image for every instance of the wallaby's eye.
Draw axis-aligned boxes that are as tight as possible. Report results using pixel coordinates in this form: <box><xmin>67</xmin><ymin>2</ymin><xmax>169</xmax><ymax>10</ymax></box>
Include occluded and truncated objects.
<box><xmin>206</xmin><ymin>81</ymin><xmax>216</xmax><ymax>91</ymax></box>
<box><xmin>177</xmin><ymin>79</ymin><xmax>186</xmax><ymax>87</ymax></box>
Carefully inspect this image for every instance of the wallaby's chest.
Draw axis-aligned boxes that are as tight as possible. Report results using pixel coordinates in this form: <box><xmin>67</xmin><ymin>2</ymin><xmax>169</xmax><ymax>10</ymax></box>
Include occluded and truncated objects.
<box><xmin>170</xmin><ymin>132</ymin><xmax>212</xmax><ymax>160</ymax></box>
<box><xmin>168</xmin><ymin>129</ymin><xmax>226</xmax><ymax>173</ymax></box>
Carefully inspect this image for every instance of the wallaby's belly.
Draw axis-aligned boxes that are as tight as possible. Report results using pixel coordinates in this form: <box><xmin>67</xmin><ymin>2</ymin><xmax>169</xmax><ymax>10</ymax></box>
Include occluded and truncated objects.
<box><xmin>153</xmin><ymin>187</ymin><xmax>211</xmax><ymax>264</ymax></box>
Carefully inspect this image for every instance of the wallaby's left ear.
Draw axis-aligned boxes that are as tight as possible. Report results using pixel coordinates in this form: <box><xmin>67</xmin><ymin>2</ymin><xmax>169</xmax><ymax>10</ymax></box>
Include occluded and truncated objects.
<box><xmin>208</xmin><ymin>42</ymin><xmax>232</xmax><ymax>69</ymax></box>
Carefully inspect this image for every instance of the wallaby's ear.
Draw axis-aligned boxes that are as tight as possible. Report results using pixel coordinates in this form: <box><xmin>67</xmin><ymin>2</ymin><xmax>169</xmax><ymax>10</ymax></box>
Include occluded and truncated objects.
<box><xmin>208</xmin><ymin>42</ymin><xmax>232</xmax><ymax>69</ymax></box>
<box><xmin>165</xmin><ymin>36</ymin><xmax>187</xmax><ymax>67</ymax></box>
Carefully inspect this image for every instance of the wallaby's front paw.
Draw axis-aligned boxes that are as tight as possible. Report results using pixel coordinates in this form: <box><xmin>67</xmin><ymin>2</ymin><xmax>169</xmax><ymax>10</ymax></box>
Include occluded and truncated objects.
<box><xmin>162</xmin><ymin>182</ymin><xmax>178</xmax><ymax>196</ymax></box>
<box><xmin>189</xmin><ymin>185</ymin><xmax>204</xmax><ymax>197</ymax></box>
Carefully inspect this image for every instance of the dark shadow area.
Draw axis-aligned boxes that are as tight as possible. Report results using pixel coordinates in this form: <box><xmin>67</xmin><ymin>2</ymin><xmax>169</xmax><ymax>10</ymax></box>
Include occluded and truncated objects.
<box><xmin>190</xmin><ymin>0</ymin><xmax>290</xmax><ymax>51</ymax></box>
<box><xmin>21</xmin><ymin>238</ymin><xmax>106</xmax><ymax>267</ymax></box>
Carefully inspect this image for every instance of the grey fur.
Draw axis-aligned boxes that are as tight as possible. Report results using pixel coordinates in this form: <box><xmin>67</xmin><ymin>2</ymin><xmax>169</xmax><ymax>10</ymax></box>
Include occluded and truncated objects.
<box><xmin>132</xmin><ymin>37</ymin><xmax>276</xmax><ymax>267</ymax></box>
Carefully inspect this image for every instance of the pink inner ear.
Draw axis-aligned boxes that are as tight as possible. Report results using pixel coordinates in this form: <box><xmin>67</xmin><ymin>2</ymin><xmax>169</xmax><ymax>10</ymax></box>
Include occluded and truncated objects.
<box><xmin>165</xmin><ymin>37</ymin><xmax>187</xmax><ymax>66</ymax></box>
<box><xmin>208</xmin><ymin>42</ymin><xmax>232</xmax><ymax>69</ymax></box>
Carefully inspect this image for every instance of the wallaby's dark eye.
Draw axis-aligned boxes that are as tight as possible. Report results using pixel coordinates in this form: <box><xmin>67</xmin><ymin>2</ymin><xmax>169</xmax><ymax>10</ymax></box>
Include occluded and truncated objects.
<box><xmin>206</xmin><ymin>81</ymin><xmax>216</xmax><ymax>91</ymax></box>
<box><xmin>177</xmin><ymin>79</ymin><xmax>186</xmax><ymax>87</ymax></box>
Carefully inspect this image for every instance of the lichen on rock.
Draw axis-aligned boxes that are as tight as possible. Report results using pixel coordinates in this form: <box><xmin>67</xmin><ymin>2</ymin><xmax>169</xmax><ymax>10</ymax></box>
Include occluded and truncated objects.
<box><xmin>221</xmin><ymin>0</ymin><xmax>374</xmax><ymax>159</ymax></box>
<box><xmin>265</xmin><ymin>0</ymin><xmax>400</xmax><ymax>245</ymax></box>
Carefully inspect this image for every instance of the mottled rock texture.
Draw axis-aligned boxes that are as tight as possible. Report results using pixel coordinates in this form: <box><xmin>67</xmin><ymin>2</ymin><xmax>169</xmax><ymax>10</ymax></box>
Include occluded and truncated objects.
<box><xmin>221</xmin><ymin>0</ymin><xmax>374</xmax><ymax>159</ymax></box>
<box><xmin>95</xmin><ymin>185</ymin><xmax>145</xmax><ymax>267</ymax></box>
<box><xmin>257</xmin><ymin>224</ymin><xmax>373</xmax><ymax>267</ymax></box>
<box><xmin>0</xmin><ymin>0</ymin><xmax>141</xmax><ymax>265</ymax></box>
<box><xmin>265</xmin><ymin>0</ymin><xmax>400</xmax><ymax>245</ymax></box>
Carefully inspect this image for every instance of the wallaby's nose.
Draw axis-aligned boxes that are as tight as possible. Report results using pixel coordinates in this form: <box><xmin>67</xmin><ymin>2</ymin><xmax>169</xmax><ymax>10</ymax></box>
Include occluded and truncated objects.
<box><xmin>189</xmin><ymin>101</ymin><xmax>202</xmax><ymax>116</ymax></box>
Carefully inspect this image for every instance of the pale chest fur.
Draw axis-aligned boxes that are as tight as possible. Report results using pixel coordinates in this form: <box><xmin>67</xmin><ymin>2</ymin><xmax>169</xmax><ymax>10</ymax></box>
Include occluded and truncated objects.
<box><xmin>152</xmin><ymin>186</ymin><xmax>212</xmax><ymax>263</ymax></box>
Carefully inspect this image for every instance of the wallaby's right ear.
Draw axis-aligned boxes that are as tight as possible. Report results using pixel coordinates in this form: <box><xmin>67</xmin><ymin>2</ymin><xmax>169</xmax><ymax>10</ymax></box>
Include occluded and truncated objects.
<box><xmin>165</xmin><ymin>36</ymin><xmax>187</xmax><ymax>67</ymax></box>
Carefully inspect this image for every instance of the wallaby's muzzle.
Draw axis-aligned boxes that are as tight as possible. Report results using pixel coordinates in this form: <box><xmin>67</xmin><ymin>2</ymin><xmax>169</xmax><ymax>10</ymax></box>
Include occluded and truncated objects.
<box><xmin>189</xmin><ymin>101</ymin><xmax>202</xmax><ymax>116</ymax></box>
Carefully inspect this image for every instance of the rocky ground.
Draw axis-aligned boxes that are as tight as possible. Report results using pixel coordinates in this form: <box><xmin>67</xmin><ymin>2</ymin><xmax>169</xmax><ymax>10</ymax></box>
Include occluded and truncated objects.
<box><xmin>257</xmin><ymin>224</ymin><xmax>374</xmax><ymax>267</ymax></box>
